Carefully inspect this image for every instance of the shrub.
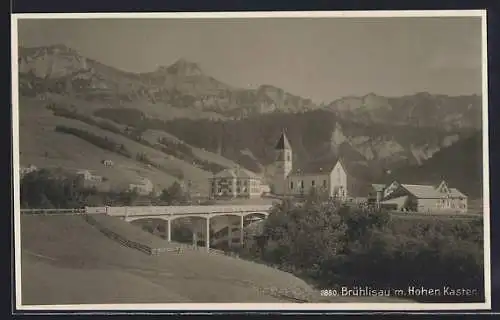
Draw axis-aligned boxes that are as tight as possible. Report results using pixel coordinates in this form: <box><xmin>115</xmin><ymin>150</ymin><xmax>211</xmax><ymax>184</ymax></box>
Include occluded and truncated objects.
<box><xmin>256</xmin><ymin>194</ymin><xmax>484</xmax><ymax>302</ymax></box>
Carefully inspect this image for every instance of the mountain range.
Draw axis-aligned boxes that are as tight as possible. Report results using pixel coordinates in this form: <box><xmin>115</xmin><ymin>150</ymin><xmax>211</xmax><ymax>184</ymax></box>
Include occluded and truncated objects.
<box><xmin>17</xmin><ymin>44</ymin><xmax>485</xmax><ymax>197</ymax></box>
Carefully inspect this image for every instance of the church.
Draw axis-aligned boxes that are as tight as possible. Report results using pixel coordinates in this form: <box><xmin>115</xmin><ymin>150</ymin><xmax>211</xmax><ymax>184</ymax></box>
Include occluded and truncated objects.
<box><xmin>271</xmin><ymin>130</ymin><xmax>354</xmax><ymax>200</ymax></box>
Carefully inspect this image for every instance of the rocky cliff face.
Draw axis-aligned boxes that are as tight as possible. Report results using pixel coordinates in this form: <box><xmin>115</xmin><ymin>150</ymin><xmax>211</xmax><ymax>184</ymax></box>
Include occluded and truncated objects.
<box><xmin>388</xmin><ymin>132</ymin><xmax>483</xmax><ymax>198</ymax></box>
<box><xmin>326</xmin><ymin>120</ymin><xmax>468</xmax><ymax>168</ymax></box>
<box><xmin>148</xmin><ymin>109</ymin><xmax>477</xmax><ymax>182</ymax></box>
<box><xmin>327</xmin><ymin>92</ymin><xmax>481</xmax><ymax>131</ymax></box>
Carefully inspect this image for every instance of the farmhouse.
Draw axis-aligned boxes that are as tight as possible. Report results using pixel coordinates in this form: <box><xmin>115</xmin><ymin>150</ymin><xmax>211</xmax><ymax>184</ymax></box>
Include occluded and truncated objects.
<box><xmin>209</xmin><ymin>167</ymin><xmax>262</xmax><ymax>199</ymax></box>
<box><xmin>76</xmin><ymin>169</ymin><xmax>103</xmax><ymax>182</ymax></box>
<box><xmin>271</xmin><ymin>130</ymin><xmax>368</xmax><ymax>200</ymax></box>
<box><xmin>102</xmin><ymin>159</ymin><xmax>114</xmax><ymax>167</ymax></box>
<box><xmin>75</xmin><ymin>169</ymin><xmax>104</xmax><ymax>190</ymax></box>
<box><xmin>378</xmin><ymin>180</ymin><xmax>468</xmax><ymax>213</ymax></box>
<box><xmin>129</xmin><ymin>177</ymin><xmax>154</xmax><ymax>195</ymax></box>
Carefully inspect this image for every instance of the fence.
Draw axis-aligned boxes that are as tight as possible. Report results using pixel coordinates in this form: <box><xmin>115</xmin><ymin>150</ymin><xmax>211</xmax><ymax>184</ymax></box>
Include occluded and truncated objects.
<box><xmin>389</xmin><ymin>210</ymin><xmax>483</xmax><ymax>220</ymax></box>
<box><xmin>20</xmin><ymin>208</ymin><xmax>86</xmax><ymax>215</ymax></box>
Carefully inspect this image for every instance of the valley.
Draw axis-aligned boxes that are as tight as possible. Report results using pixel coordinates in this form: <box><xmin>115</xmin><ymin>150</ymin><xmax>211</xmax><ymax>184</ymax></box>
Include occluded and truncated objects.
<box><xmin>17</xmin><ymin>44</ymin><xmax>485</xmax><ymax>199</ymax></box>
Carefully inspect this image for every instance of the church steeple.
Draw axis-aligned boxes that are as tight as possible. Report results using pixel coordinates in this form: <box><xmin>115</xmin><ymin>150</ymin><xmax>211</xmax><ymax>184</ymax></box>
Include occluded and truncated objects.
<box><xmin>275</xmin><ymin>130</ymin><xmax>292</xmax><ymax>150</ymax></box>
<box><xmin>272</xmin><ymin>129</ymin><xmax>293</xmax><ymax>196</ymax></box>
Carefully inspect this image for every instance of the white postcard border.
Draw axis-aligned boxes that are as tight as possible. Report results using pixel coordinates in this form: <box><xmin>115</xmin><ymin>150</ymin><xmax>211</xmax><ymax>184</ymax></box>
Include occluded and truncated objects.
<box><xmin>11</xmin><ymin>9</ymin><xmax>491</xmax><ymax>312</ymax></box>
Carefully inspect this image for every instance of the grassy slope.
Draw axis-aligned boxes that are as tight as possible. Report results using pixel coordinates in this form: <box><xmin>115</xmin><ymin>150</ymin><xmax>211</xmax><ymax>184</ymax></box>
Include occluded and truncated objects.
<box><xmin>19</xmin><ymin>98</ymin><xmax>173</xmax><ymax>190</ymax></box>
<box><xmin>20</xmin><ymin>215</ymin><xmax>312</xmax><ymax>304</ymax></box>
<box><xmin>20</xmin><ymin>215</ymin><xmax>409</xmax><ymax>305</ymax></box>
<box><xmin>139</xmin><ymin>129</ymin><xmax>239</xmax><ymax>170</ymax></box>
<box><xmin>89</xmin><ymin>214</ymin><xmax>177</xmax><ymax>249</ymax></box>
<box><xmin>18</xmin><ymin>96</ymin><xmax>215</xmax><ymax>194</ymax></box>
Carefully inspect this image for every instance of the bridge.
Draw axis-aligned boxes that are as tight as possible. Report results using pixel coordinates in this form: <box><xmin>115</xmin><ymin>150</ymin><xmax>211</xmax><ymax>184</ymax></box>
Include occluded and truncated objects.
<box><xmin>84</xmin><ymin>204</ymin><xmax>274</xmax><ymax>251</ymax></box>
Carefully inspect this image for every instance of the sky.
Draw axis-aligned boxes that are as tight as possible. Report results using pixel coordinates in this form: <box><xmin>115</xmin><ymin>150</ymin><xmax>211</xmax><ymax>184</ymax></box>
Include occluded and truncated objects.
<box><xmin>17</xmin><ymin>15</ymin><xmax>483</xmax><ymax>104</ymax></box>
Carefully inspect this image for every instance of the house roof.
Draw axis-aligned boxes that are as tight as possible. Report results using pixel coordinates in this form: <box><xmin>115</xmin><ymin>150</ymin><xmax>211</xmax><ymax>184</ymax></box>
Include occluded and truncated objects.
<box><xmin>288</xmin><ymin>153</ymin><xmax>347</xmax><ymax>176</ymax></box>
<box><xmin>382</xmin><ymin>179</ymin><xmax>468</xmax><ymax>200</ymax></box>
<box><xmin>137</xmin><ymin>177</ymin><xmax>152</xmax><ymax>184</ymax></box>
<box><xmin>275</xmin><ymin>131</ymin><xmax>292</xmax><ymax>150</ymax></box>
<box><xmin>215</xmin><ymin>168</ymin><xmax>236</xmax><ymax>178</ymax></box>
<box><xmin>381</xmin><ymin>195</ymin><xmax>409</xmax><ymax>205</ymax></box>
<box><xmin>401</xmin><ymin>184</ymin><xmax>443</xmax><ymax>199</ymax></box>
<box><xmin>214</xmin><ymin>167</ymin><xmax>260</xmax><ymax>179</ymax></box>
<box><xmin>289</xmin><ymin>157</ymin><xmax>338</xmax><ymax>176</ymax></box>
<box><xmin>450</xmin><ymin>188</ymin><xmax>467</xmax><ymax>198</ymax></box>
<box><xmin>289</xmin><ymin>155</ymin><xmax>369</xmax><ymax>177</ymax></box>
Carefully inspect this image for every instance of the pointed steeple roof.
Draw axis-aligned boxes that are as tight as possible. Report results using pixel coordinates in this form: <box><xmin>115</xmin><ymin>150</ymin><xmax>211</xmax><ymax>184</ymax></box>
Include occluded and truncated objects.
<box><xmin>275</xmin><ymin>130</ymin><xmax>292</xmax><ymax>150</ymax></box>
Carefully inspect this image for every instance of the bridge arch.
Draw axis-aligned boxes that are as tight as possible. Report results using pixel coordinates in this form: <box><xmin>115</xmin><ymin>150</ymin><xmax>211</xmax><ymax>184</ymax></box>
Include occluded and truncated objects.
<box><xmin>126</xmin><ymin>216</ymin><xmax>170</xmax><ymax>239</ymax></box>
<box><xmin>242</xmin><ymin>211</ymin><xmax>269</xmax><ymax>218</ymax></box>
<box><xmin>124</xmin><ymin>212</ymin><xmax>270</xmax><ymax>223</ymax></box>
<box><xmin>125</xmin><ymin>216</ymin><xmax>170</xmax><ymax>223</ymax></box>
<box><xmin>111</xmin><ymin>204</ymin><xmax>273</xmax><ymax>251</ymax></box>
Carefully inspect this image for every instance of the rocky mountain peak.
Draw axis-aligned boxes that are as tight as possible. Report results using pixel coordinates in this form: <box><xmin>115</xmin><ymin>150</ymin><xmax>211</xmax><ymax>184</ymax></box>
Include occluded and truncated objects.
<box><xmin>166</xmin><ymin>58</ymin><xmax>203</xmax><ymax>76</ymax></box>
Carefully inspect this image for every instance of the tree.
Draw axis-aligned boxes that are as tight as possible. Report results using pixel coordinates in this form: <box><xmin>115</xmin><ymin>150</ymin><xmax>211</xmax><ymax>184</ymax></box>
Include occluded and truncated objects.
<box><xmin>260</xmin><ymin>198</ymin><xmax>347</xmax><ymax>275</ymax></box>
<box><xmin>304</xmin><ymin>186</ymin><xmax>330</xmax><ymax>207</ymax></box>
<box><xmin>118</xmin><ymin>189</ymin><xmax>139</xmax><ymax>206</ymax></box>
<box><xmin>160</xmin><ymin>181</ymin><xmax>188</xmax><ymax>205</ymax></box>
<box><xmin>20</xmin><ymin>169</ymin><xmax>96</xmax><ymax>209</ymax></box>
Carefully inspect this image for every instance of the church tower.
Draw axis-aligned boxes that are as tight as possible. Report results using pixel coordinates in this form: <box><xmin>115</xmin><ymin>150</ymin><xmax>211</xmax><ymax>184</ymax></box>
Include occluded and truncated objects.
<box><xmin>272</xmin><ymin>130</ymin><xmax>293</xmax><ymax>195</ymax></box>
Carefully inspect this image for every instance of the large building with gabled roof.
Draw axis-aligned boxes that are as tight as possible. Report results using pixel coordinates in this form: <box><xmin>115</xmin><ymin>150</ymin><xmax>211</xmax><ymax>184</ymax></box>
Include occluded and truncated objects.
<box><xmin>271</xmin><ymin>130</ymin><xmax>365</xmax><ymax>200</ymax></box>
<box><xmin>209</xmin><ymin>166</ymin><xmax>263</xmax><ymax>199</ymax></box>
<box><xmin>378</xmin><ymin>180</ymin><xmax>468</xmax><ymax>213</ymax></box>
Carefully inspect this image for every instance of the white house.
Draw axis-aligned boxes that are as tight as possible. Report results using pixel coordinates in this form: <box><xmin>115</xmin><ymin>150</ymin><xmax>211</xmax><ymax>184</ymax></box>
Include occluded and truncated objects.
<box><xmin>271</xmin><ymin>131</ymin><xmax>361</xmax><ymax>200</ymax></box>
<box><xmin>75</xmin><ymin>169</ymin><xmax>104</xmax><ymax>189</ymax></box>
<box><xmin>102</xmin><ymin>159</ymin><xmax>114</xmax><ymax>167</ymax></box>
<box><xmin>76</xmin><ymin>169</ymin><xmax>103</xmax><ymax>182</ymax></box>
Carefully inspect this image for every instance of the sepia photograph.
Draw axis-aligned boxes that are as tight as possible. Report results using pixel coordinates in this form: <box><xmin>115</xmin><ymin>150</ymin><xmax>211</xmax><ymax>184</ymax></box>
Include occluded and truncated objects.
<box><xmin>12</xmin><ymin>10</ymin><xmax>490</xmax><ymax>311</ymax></box>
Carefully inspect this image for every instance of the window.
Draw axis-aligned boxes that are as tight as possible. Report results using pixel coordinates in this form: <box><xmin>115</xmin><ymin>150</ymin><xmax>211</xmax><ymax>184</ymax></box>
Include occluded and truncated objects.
<box><xmin>287</xmin><ymin>152</ymin><xmax>291</xmax><ymax>161</ymax></box>
<box><xmin>323</xmin><ymin>180</ymin><xmax>327</xmax><ymax>188</ymax></box>
<box><xmin>312</xmin><ymin>180</ymin><xmax>315</xmax><ymax>187</ymax></box>
<box><xmin>290</xmin><ymin>181</ymin><xmax>294</xmax><ymax>189</ymax></box>
<box><xmin>300</xmin><ymin>180</ymin><xmax>304</xmax><ymax>189</ymax></box>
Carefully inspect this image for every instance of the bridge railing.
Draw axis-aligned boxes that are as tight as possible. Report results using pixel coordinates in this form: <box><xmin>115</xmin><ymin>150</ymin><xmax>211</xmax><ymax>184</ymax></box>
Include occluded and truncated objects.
<box><xmin>104</xmin><ymin>205</ymin><xmax>274</xmax><ymax>217</ymax></box>
<box><xmin>20</xmin><ymin>204</ymin><xmax>275</xmax><ymax>217</ymax></box>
